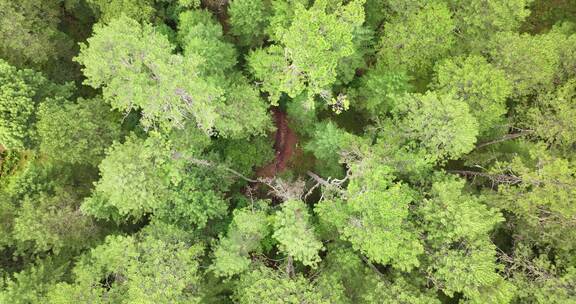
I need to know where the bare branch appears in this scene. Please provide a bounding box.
[307,171,333,188]
[173,152,258,183]
[286,255,295,279]
[476,130,533,149]
[448,170,522,185]
[360,255,386,279]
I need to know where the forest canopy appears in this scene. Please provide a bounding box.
[0,0,575,303]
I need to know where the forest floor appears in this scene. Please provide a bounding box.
[256,108,299,178]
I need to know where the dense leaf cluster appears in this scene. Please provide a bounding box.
[0,0,575,303]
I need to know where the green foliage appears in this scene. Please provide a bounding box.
[273,200,323,267]
[13,190,99,254]
[1,1,576,302]
[314,245,365,303]
[489,31,562,97]
[83,130,232,228]
[0,0,65,68]
[46,228,204,303]
[450,0,533,51]
[37,98,121,165]
[86,0,156,22]
[420,177,503,247]
[214,73,274,139]
[280,0,365,98]
[433,55,512,137]
[177,10,237,74]
[248,45,306,103]
[361,275,441,304]
[77,14,270,137]
[211,205,270,277]
[82,135,171,221]
[510,245,576,304]
[153,163,229,230]
[229,0,271,46]
[76,15,223,133]
[249,0,366,107]
[214,136,275,176]
[493,146,576,255]
[419,176,514,303]
[379,1,455,75]
[0,258,67,304]
[317,163,423,271]
[524,79,576,149]
[234,265,331,304]
[0,60,68,150]
[352,63,412,117]
[304,121,357,177]
[392,92,479,161]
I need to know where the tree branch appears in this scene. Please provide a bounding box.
[448,170,522,185]
[476,131,533,149]
[360,255,386,279]
[286,255,295,279]
[306,171,333,188]
[173,152,258,183]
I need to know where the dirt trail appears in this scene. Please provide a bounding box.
[256,108,298,178]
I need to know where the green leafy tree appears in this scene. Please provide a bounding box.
[361,274,442,304]
[36,98,121,165]
[378,1,455,76]
[213,136,275,176]
[213,73,274,139]
[0,60,70,150]
[152,161,230,231]
[248,45,306,103]
[279,0,365,97]
[13,190,99,255]
[392,92,479,161]
[557,28,576,82]
[84,130,231,227]
[351,63,412,117]
[176,4,273,127]
[304,121,359,177]
[317,162,423,271]
[77,14,270,137]
[177,10,237,75]
[46,226,204,303]
[249,0,366,107]
[450,0,533,51]
[228,0,272,46]
[489,31,562,97]
[85,0,176,22]
[0,0,64,68]
[0,258,67,304]
[76,15,224,133]
[234,265,331,304]
[82,134,172,221]
[432,55,512,136]
[524,79,576,150]
[419,176,515,303]
[211,205,270,277]
[492,145,576,256]
[273,200,323,267]
[508,244,576,304]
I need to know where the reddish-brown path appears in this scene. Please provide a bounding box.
[256,108,299,178]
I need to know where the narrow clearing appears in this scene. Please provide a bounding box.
[256,108,298,178]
